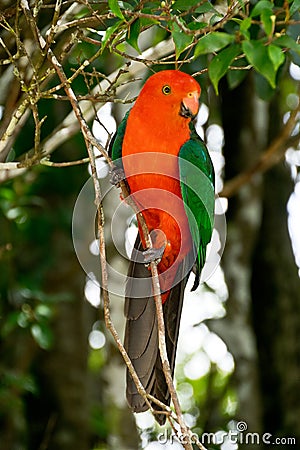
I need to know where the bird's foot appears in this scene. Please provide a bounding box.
[110,165,125,187]
[143,244,166,266]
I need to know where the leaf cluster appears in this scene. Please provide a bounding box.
[104,0,300,93]
[0,0,299,174]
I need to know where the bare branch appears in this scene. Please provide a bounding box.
[0,37,174,181]
[40,156,91,167]
[0,99,30,161]
[222,100,300,198]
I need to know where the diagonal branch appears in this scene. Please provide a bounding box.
[0,99,30,161]
[221,100,300,198]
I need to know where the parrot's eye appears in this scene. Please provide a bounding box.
[162,85,171,95]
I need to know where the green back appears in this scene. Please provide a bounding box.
[178,122,215,281]
[109,110,130,166]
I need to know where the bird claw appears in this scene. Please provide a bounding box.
[110,165,125,187]
[143,245,166,266]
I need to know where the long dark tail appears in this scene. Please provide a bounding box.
[124,234,191,424]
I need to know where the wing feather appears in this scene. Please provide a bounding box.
[109,110,130,164]
[178,122,215,285]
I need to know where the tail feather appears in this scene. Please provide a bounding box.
[124,235,158,412]
[124,234,192,424]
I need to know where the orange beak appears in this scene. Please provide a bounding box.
[181,91,200,118]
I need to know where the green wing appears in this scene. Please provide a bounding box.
[109,110,130,166]
[178,122,215,289]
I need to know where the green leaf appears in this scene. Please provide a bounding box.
[254,72,275,100]
[120,1,135,10]
[195,32,235,57]
[0,188,15,201]
[250,0,273,17]
[173,0,218,13]
[31,323,53,350]
[108,0,125,19]
[209,12,224,25]
[188,22,207,31]
[171,21,193,58]
[140,16,160,27]
[274,35,300,54]
[172,0,205,10]
[227,57,249,89]
[126,19,141,53]
[261,9,275,36]
[195,2,218,13]
[1,311,20,337]
[17,311,30,328]
[35,304,53,320]
[268,44,285,72]
[227,68,248,89]
[290,0,300,16]
[239,16,252,38]
[209,44,241,94]
[242,40,276,87]
[101,21,123,50]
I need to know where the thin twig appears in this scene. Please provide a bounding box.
[0,99,30,159]
[40,157,91,167]
[0,38,175,181]
[0,162,21,169]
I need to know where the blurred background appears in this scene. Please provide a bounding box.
[0,1,300,449]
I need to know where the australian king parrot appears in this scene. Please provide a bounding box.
[110,70,215,424]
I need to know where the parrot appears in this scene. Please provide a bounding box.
[109,70,215,424]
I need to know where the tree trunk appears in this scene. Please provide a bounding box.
[251,96,300,444]
[24,230,94,450]
[215,76,265,438]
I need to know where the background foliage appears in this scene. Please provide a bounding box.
[0,0,300,449]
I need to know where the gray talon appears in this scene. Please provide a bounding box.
[110,166,125,186]
[143,245,165,266]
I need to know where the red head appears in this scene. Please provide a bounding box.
[134,70,201,121]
